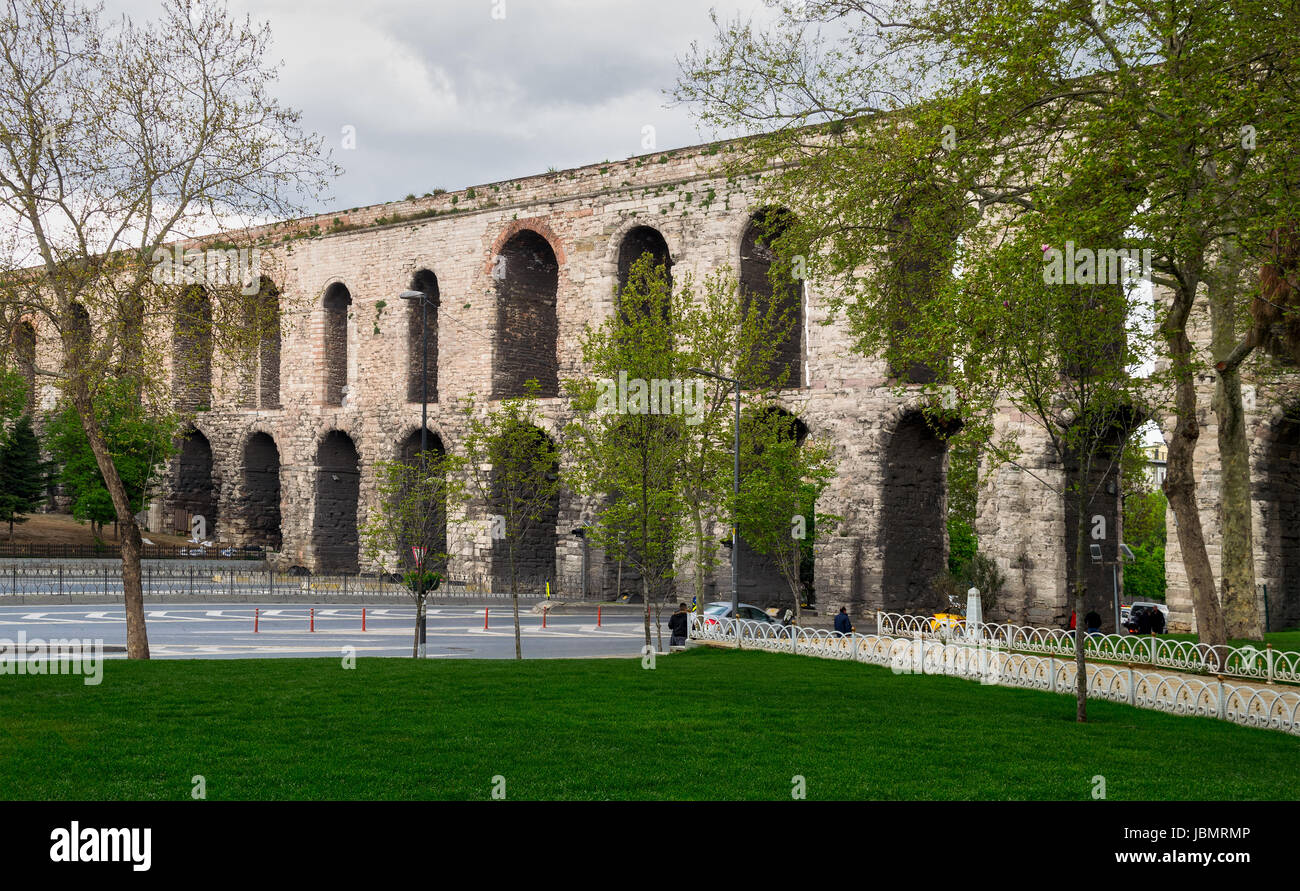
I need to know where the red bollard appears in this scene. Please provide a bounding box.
[597,606,602,628]
[542,608,547,629]
[484,607,489,630]
[362,608,367,632]
[254,608,259,633]
[310,608,315,632]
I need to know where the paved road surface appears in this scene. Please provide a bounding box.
[0,604,660,660]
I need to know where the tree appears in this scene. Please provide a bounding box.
[734,407,838,622]
[45,376,178,540]
[0,414,45,536]
[359,448,465,658]
[458,382,562,660]
[676,0,1300,652]
[566,256,690,651]
[0,0,336,657]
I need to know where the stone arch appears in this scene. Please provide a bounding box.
[241,431,282,550]
[11,320,35,415]
[396,427,447,571]
[175,428,217,540]
[173,285,212,412]
[733,405,813,607]
[1259,414,1300,630]
[313,430,360,572]
[740,208,804,389]
[322,282,352,406]
[616,225,673,306]
[407,269,440,404]
[489,423,559,590]
[884,188,960,384]
[880,411,952,613]
[492,229,559,399]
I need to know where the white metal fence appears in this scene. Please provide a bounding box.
[876,611,1300,686]
[689,616,1300,737]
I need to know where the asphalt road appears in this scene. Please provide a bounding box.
[0,603,661,660]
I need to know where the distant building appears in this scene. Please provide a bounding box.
[1143,443,1167,487]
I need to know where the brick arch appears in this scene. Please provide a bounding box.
[485,217,566,273]
[488,422,560,592]
[603,218,681,278]
[395,427,448,571]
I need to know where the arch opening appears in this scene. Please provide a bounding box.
[173,286,213,411]
[492,231,559,399]
[242,432,282,550]
[1261,416,1300,630]
[616,226,672,326]
[880,412,951,613]
[313,431,360,573]
[488,423,559,590]
[740,209,803,389]
[407,269,440,404]
[174,428,217,540]
[323,283,352,406]
[12,321,35,415]
[396,428,447,571]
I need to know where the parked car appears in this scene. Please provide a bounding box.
[699,601,782,629]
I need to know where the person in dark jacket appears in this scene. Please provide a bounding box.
[1148,606,1166,634]
[834,607,853,634]
[1135,606,1153,635]
[1084,611,1102,634]
[667,603,689,647]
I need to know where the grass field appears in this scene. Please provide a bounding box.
[1,648,1297,800]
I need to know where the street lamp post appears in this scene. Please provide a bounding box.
[400,288,432,655]
[688,367,742,630]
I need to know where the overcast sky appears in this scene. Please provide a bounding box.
[103,0,773,215]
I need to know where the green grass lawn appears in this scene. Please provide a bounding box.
[1,648,1296,800]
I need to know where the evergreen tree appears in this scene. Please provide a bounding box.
[0,415,46,537]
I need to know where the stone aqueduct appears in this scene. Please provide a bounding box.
[9,139,1299,632]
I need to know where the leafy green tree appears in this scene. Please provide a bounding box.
[458,382,562,660]
[566,256,688,651]
[0,0,336,657]
[734,407,839,622]
[0,414,46,536]
[359,448,465,658]
[677,0,1300,652]
[46,378,177,541]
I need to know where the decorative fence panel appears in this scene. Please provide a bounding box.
[690,616,1300,737]
[876,611,1300,686]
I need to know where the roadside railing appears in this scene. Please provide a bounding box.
[0,542,266,560]
[876,611,1300,686]
[0,562,557,600]
[689,615,1300,737]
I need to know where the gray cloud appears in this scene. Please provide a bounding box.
[104,0,771,214]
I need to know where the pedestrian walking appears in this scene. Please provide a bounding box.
[667,602,689,648]
[834,606,853,634]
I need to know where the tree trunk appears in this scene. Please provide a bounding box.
[1072,455,1090,723]
[643,573,652,651]
[509,551,521,660]
[73,390,149,659]
[1214,364,1262,640]
[1208,248,1263,641]
[1162,315,1228,657]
